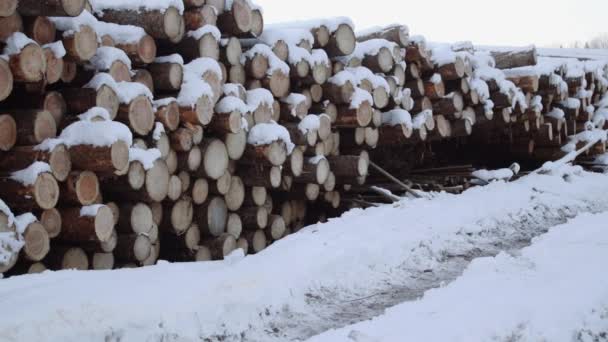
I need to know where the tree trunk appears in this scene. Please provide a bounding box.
[98,7,185,43]
[17,0,85,16]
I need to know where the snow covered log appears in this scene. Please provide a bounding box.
[0,171,59,211]
[357,25,409,48]
[490,46,538,70]
[0,144,71,182]
[94,6,185,43]
[216,0,253,37]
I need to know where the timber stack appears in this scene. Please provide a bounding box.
[1,0,607,275]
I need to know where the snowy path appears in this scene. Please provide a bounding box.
[1,167,608,341]
[306,212,608,342]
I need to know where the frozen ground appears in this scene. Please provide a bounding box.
[307,211,608,342]
[1,167,608,341]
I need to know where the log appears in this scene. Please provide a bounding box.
[116,35,157,65]
[295,157,330,185]
[149,62,183,92]
[0,172,58,210]
[0,0,17,17]
[335,101,373,127]
[133,69,154,93]
[327,155,368,178]
[437,57,465,81]
[362,47,394,73]
[239,205,267,229]
[226,213,242,239]
[9,108,56,146]
[432,92,464,118]
[91,253,114,270]
[262,69,290,98]
[357,25,409,47]
[161,223,200,251]
[116,95,155,136]
[104,160,170,202]
[161,197,193,234]
[192,138,229,180]
[115,234,152,263]
[23,16,55,45]
[325,23,356,57]
[61,85,119,119]
[177,145,202,172]
[57,205,115,243]
[204,233,237,259]
[0,59,13,102]
[68,141,130,174]
[166,33,219,62]
[39,208,62,238]
[62,25,98,63]
[154,100,180,131]
[322,81,354,104]
[490,46,537,70]
[98,6,185,43]
[7,43,46,83]
[0,114,16,151]
[44,247,88,270]
[225,176,245,211]
[21,220,50,262]
[242,229,266,253]
[194,196,228,237]
[242,141,288,167]
[266,215,286,241]
[178,93,214,126]
[17,0,86,17]
[59,171,99,206]
[115,202,154,235]
[237,164,281,188]
[216,0,252,37]
[184,5,217,31]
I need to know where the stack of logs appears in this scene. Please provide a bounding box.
[0,0,607,275]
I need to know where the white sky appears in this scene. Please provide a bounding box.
[256,0,607,47]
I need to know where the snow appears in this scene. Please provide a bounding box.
[298,115,321,134]
[328,70,356,86]
[0,200,20,269]
[346,39,397,62]
[80,205,105,218]
[129,147,162,170]
[51,11,147,44]
[258,28,314,47]
[86,46,132,71]
[14,213,37,235]
[246,88,274,109]
[247,122,295,153]
[36,120,133,151]
[215,96,250,114]
[2,168,608,339]
[381,109,412,128]
[177,79,213,108]
[152,122,165,141]
[187,25,221,42]
[308,155,326,165]
[356,24,409,39]
[280,93,307,116]
[77,107,112,121]
[154,54,184,65]
[224,83,246,99]
[267,17,354,33]
[152,97,175,110]
[561,97,581,109]
[116,81,153,104]
[308,211,608,342]
[430,45,457,67]
[89,0,184,15]
[345,67,390,92]
[84,72,118,92]
[412,110,432,129]
[183,57,223,80]
[241,44,290,75]
[472,168,515,182]
[10,162,51,186]
[350,87,373,109]
[0,200,15,227]
[547,108,565,120]
[42,41,66,59]
[561,129,607,153]
[310,49,331,67]
[287,44,312,64]
[2,32,36,57]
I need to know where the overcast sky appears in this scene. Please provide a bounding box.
[256,0,607,47]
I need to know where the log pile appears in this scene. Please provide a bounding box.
[1,0,607,275]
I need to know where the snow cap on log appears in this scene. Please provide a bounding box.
[267,17,354,33]
[89,0,185,15]
[154,53,184,65]
[382,109,413,128]
[298,115,321,134]
[351,87,374,109]
[86,46,132,71]
[187,25,221,41]
[129,147,162,170]
[10,162,52,186]
[51,11,147,44]
[345,66,390,92]
[85,73,153,104]
[258,27,314,47]
[42,41,67,59]
[241,44,289,76]
[1,32,37,58]
[35,117,133,152]
[248,122,295,153]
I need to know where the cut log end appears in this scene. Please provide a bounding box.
[203,139,229,180]
[95,206,115,242]
[111,140,130,172]
[0,60,13,102]
[75,171,99,206]
[23,222,50,262]
[35,173,60,210]
[0,114,17,151]
[41,208,62,238]
[145,160,170,202]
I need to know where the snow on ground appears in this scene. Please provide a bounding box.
[1,168,608,341]
[307,211,608,342]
